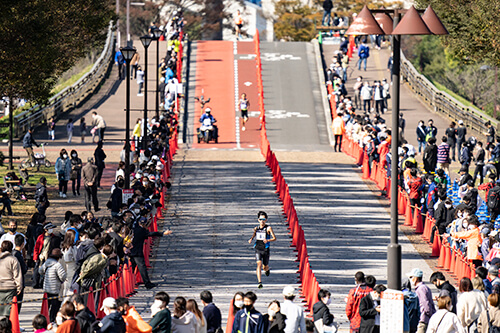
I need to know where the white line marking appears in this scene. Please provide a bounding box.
[234,41,241,149]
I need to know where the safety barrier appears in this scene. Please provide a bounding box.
[6,33,185,332]
[14,23,116,138]
[253,31,320,315]
[340,134,478,283]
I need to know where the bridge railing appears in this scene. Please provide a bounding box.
[14,23,115,138]
[400,51,498,136]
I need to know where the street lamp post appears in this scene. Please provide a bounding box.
[140,35,153,150]
[346,5,447,291]
[120,45,136,189]
[153,28,163,119]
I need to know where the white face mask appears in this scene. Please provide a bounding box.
[56,316,64,326]
[47,229,53,234]
[72,154,77,158]
[234,300,244,309]
[77,224,83,229]
[323,297,331,305]
[151,300,164,316]
[445,204,452,209]
[457,212,463,218]
[268,309,276,318]
[63,154,68,159]
[462,222,468,229]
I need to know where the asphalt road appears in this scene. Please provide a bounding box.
[260,42,331,151]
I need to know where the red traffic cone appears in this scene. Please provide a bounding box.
[431,231,441,257]
[41,293,49,322]
[449,249,457,276]
[443,243,451,271]
[10,296,20,333]
[414,208,424,234]
[404,201,413,226]
[87,287,96,315]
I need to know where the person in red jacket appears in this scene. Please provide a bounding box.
[408,169,423,212]
[346,271,372,333]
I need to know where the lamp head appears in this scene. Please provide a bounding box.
[140,35,153,48]
[345,6,385,36]
[153,28,163,39]
[120,46,136,62]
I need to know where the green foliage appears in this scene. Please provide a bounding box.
[274,0,319,41]
[0,0,114,104]
[121,1,160,37]
[415,0,500,66]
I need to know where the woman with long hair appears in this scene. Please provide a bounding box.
[226,292,244,333]
[61,229,78,301]
[457,277,487,331]
[70,150,82,196]
[25,213,45,266]
[171,297,197,333]
[187,299,206,333]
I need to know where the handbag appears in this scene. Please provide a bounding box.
[70,169,78,180]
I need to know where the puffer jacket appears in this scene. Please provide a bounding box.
[39,258,66,295]
[55,157,72,181]
[0,252,22,293]
[79,252,107,281]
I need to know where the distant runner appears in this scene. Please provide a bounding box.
[248,211,276,289]
[239,93,250,131]
[234,10,243,40]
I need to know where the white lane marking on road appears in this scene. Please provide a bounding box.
[248,110,311,119]
[239,54,256,60]
[234,41,241,149]
[244,81,253,86]
[261,53,301,61]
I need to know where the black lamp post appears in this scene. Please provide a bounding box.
[346,5,447,291]
[140,35,153,150]
[153,28,163,119]
[120,45,136,189]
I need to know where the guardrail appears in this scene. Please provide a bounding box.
[400,52,498,137]
[14,23,115,138]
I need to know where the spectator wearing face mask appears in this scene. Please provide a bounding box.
[426,296,464,333]
[116,297,152,333]
[263,300,286,333]
[39,248,66,323]
[100,297,126,333]
[449,215,484,268]
[0,220,25,246]
[33,223,60,289]
[231,292,264,333]
[359,284,386,333]
[56,302,81,333]
[150,292,171,333]
[312,289,334,332]
[55,149,72,198]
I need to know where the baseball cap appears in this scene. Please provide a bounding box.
[100,297,117,310]
[406,268,423,278]
[43,222,55,230]
[489,265,499,276]
[458,120,464,125]
[282,286,296,297]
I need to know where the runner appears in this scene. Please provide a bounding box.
[248,211,276,289]
[239,93,250,131]
[234,10,243,40]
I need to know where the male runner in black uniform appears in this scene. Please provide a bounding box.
[248,211,276,289]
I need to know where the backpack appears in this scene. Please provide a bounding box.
[487,186,500,211]
[486,309,500,333]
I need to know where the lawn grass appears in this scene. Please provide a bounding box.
[51,64,93,95]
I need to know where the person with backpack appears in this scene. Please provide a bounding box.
[357,40,370,71]
[477,293,500,332]
[72,294,97,333]
[487,181,500,227]
[35,177,50,216]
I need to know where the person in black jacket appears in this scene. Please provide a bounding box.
[456,120,467,152]
[423,136,438,174]
[263,300,286,333]
[94,141,106,188]
[445,122,457,161]
[459,141,471,172]
[13,234,27,313]
[110,178,124,217]
[35,177,50,216]
[72,294,96,333]
[321,0,333,26]
[130,216,172,289]
[359,284,386,333]
[429,271,457,314]
[431,198,454,244]
[312,289,334,333]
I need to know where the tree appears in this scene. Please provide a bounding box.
[274,0,320,41]
[120,1,161,37]
[0,0,114,104]
[415,0,500,66]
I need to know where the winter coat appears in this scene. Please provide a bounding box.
[263,313,286,333]
[359,294,379,333]
[39,258,66,295]
[172,311,198,333]
[56,318,81,333]
[478,306,500,333]
[79,252,107,281]
[150,308,171,333]
[123,306,152,333]
[75,307,96,333]
[346,284,372,331]
[423,143,438,172]
[312,301,333,333]
[55,157,72,181]
[332,117,345,136]
[457,290,487,327]
[232,308,265,333]
[101,311,126,333]
[0,251,22,293]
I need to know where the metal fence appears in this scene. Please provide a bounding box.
[400,52,498,137]
[14,23,115,138]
